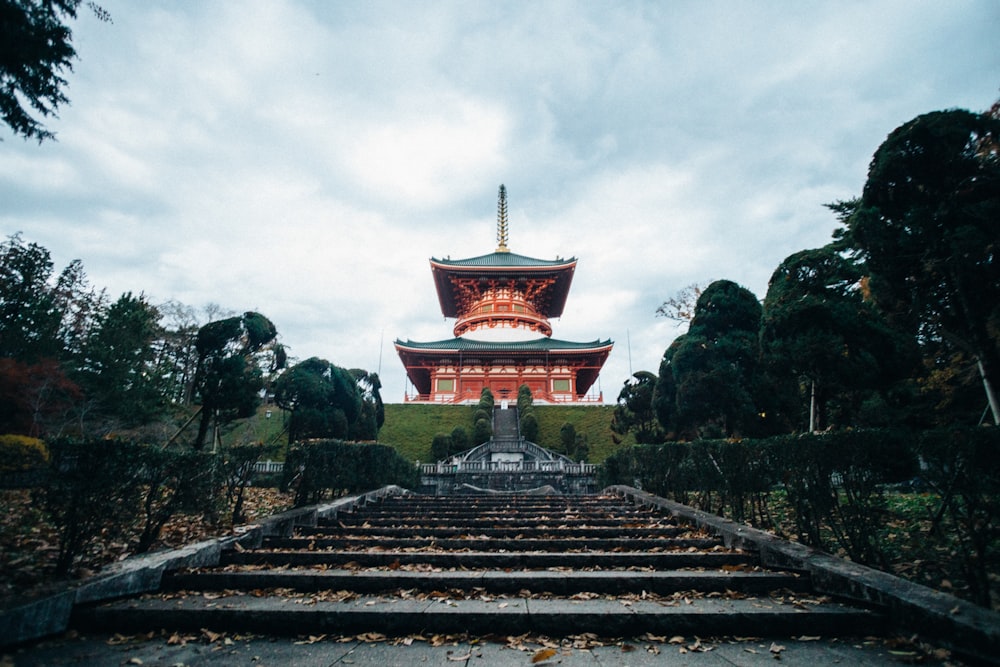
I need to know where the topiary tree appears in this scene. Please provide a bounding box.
[449,425,468,455]
[559,422,576,456]
[431,432,452,460]
[840,106,1000,425]
[517,384,539,441]
[760,245,916,432]
[516,384,533,412]
[653,280,763,439]
[473,417,491,445]
[520,410,538,442]
[191,312,285,450]
[273,357,362,443]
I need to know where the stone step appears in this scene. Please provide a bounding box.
[163,568,809,596]
[260,536,725,552]
[328,516,663,528]
[74,594,884,639]
[220,549,757,570]
[298,525,692,539]
[369,498,638,508]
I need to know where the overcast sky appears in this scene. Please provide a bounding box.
[1,1,997,403]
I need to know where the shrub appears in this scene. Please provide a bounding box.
[917,427,1000,607]
[220,442,279,525]
[0,434,49,472]
[520,411,538,442]
[449,426,469,455]
[134,447,220,553]
[34,439,224,571]
[35,439,147,575]
[473,417,491,445]
[600,429,919,564]
[431,433,451,461]
[283,440,418,506]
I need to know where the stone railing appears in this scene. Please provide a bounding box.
[420,460,596,475]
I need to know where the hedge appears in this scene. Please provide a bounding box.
[600,427,999,605]
[282,439,419,506]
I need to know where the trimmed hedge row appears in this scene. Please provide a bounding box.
[599,427,1000,606]
[35,440,220,575]
[282,439,419,506]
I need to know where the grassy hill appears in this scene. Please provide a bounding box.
[378,403,635,463]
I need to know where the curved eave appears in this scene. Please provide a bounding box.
[394,337,613,398]
[394,337,613,354]
[431,251,577,269]
[429,255,577,319]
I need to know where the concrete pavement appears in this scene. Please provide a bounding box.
[8,631,955,666]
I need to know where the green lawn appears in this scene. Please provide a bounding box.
[377,403,634,463]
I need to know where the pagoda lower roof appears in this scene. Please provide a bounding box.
[394,337,612,353]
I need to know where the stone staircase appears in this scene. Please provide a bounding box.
[72,493,885,639]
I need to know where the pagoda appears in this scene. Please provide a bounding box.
[395,185,613,403]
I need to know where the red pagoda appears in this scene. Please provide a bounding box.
[395,185,613,403]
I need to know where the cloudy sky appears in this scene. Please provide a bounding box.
[2,1,997,403]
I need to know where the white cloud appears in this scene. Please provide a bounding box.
[1,0,997,404]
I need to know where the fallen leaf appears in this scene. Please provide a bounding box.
[532,648,557,663]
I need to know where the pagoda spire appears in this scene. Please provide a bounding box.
[496,184,510,253]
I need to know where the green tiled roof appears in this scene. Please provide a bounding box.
[394,337,613,352]
[431,251,575,268]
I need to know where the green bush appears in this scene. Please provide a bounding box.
[220,442,279,525]
[520,411,538,442]
[283,440,418,506]
[600,429,920,565]
[0,434,49,472]
[35,439,145,574]
[431,433,451,461]
[917,427,1000,607]
[34,440,223,573]
[134,446,220,553]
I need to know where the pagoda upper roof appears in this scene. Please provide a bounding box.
[430,251,576,269]
[394,337,612,353]
[430,252,577,320]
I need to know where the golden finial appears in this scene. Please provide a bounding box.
[496,184,510,253]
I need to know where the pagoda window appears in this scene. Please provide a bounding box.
[437,378,455,392]
[553,379,571,393]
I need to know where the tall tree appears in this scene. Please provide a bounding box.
[760,246,917,431]
[611,371,664,444]
[0,0,109,142]
[191,312,284,449]
[0,233,62,360]
[841,107,1000,424]
[349,368,384,440]
[653,280,763,439]
[77,292,163,427]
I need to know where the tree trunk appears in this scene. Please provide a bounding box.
[978,359,1000,425]
[194,408,212,450]
[809,381,817,433]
